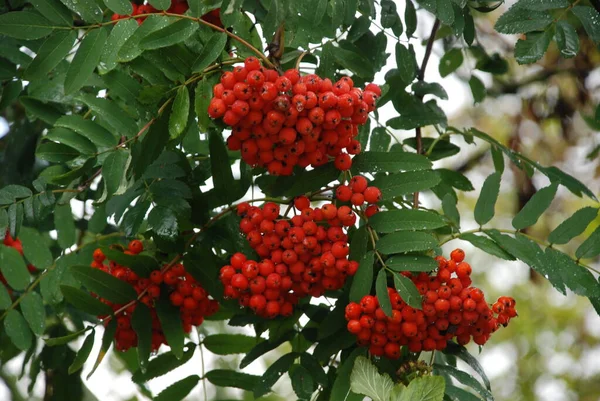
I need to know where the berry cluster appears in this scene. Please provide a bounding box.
[208,56,381,175]
[219,197,365,318]
[0,233,36,297]
[335,176,382,218]
[91,241,218,352]
[345,249,516,358]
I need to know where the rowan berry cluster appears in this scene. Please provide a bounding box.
[208,56,381,175]
[219,197,364,318]
[0,233,36,297]
[345,249,516,359]
[335,175,382,217]
[91,240,218,352]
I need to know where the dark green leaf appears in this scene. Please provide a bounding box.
[512,183,558,229]
[349,225,369,262]
[330,348,367,401]
[555,21,579,58]
[4,310,32,351]
[442,193,460,227]
[103,0,133,14]
[20,292,46,336]
[436,0,454,25]
[516,0,569,10]
[99,19,139,74]
[0,284,11,310]
[369,209,446,233]
[156,298,185,358]
[8,203,23,239]
[195,78,213,133]
[100,248,157,277]
[495,6,552,34]
[459,233,515,260]
[191,32,228,73]
[68,329,95,374]
[572,6,600,42]
[154,375,200,401]
[349,251,374,302]
[548,207,598,244]
[351,151,432,173]
[131,303,152,373]
[103,150,130,199]
[87,318,116,379]
[54,203,76,248]
[59,0,102,22]
[0,245,30,290]
[515,30,553,65]
[396,43,417,83]
[443,342,491,390]
[434,364,492,401]
[65,28,108,94]
[132,344,196,383]
[286,163,340,196]
[141,19,198,49]
[254,353,297,398]
[387,99,447,129]
[30,0,73,25]
[36,142,79,162]
[412,81,448,100]
[291,364,315,399]
[206,369,260,391]
[70,265,137,304]
[386,255,437,272]
[149,206,179,241]
[55,115,118,149]
[45,127,97,155]
[474,172,501,226]
[169,86,190,139]
[347,15,372,42]
[546,248,600,298]
[439,48,463,77]
[24,31,76,80]
[44,327,93,346]
[148,0,171,9]
[377,231,438,254]
[332,46,375,78]
[60,285,113,316]
[300,352,328,386]
[376,269,392,316]
[203,334,258,355]
[77,94,138,138]
[393,273,422,309]
[469,75,486,104]
[209,129,236,201]
[374,170,441,201]
[405,0,417,38]
[0,11,54,40]
[576,227,600,260]
[445,384,480,401]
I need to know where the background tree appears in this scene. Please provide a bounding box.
[0,0,599,401]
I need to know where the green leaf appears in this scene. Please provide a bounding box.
[4,310,33,351]
[45,127,97,155]
[572,6,600,42]
[436,0,454,25]
[494,6,552,34]
[156,298,185,358]
[515,0,569,10]
[195,77,213,133]
[395,43,417,84]
[70,265,137,304]
[205,369,260,391]
[87,318,116,379]
[515,30,553,65]
[300,352,328,386]
[65,28,108,94]
[405,0,417,38]
[36,142,79,163]
[459,233,515,261]
[240,332,294,368]
[376,269,392,316]
[100,248,157,277]
[512,183,558,229]
[8,203,23,239]
[254,353,297,398]
[374,170,441,201]
[332,46,375,78]
[576,227,600,260]
[387,99,447,130]
[469,75,486,104]
[30,0,73,26]
[60,285,113,316]
[443,342,491,390]
[154,375,200,401]
[330,347,367,401]
[141,19,199,50]
[0,185,33,204]
[103,150,130,199]
[44,326,93,346]
[393,272,422,309]
[24,31,76,80]
[442,193,460,227]
[77,93,138,138]
[474,172,501,226]
[377,231,438,255]
[191,32,228,73]
[20,292,46,336]
[99,19,139,74]
[132,344,196,383]
[203,334,258,355]
[444,384,480,401]
[350,356,394,401]
[439,48,463,78]
[386,255,437,272]
[148,206,179,241]
[0,284,11,310]
[369,209,446,233]
[148,0,171,9]
[55,115,118,149]
[68,329,95,374]
[434,364,492,401]
[351,151,432,173]
[20,97,62,125]
[54,203,76,249]
[548,206,598,244]
[412,81,448,100]
[555,21,579,58]
[286,163,340,196]
[0,11,54,40]
[545,248,600,298]
[169,86,190,139]
[103,0,133,14]
[131,303,152,373]
[59,0,102,22]
[350,251,374,302]
[0,245,30,290]
[290,364,314,399]
[394,375,445,401]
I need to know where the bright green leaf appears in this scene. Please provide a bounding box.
[350,356,394,401]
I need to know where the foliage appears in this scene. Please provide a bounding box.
[0,0,599,400]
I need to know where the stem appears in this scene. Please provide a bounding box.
[413,19,441,209]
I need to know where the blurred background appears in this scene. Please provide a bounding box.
[1,1,599,400]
